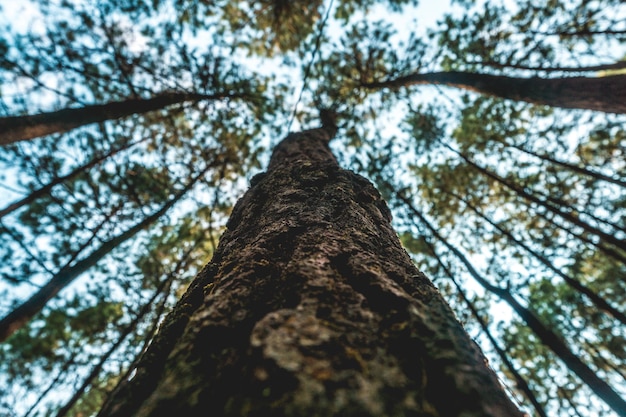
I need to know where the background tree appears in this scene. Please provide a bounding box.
[0,0,624,416]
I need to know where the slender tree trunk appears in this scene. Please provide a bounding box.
[423,235,548,417]
[508,143,626,189]
[56,242,202,417]
[97,121,522,417]
[478,60,626,74]
[453,147,626,253]
[24,356,77,417]
[0,136,147,219]
[451,192,626,325]
[363,72,626,114]
[533,207,626,266]
[0,165,210,342]
[400,194,626,415]
[0,92,233,145]
[55,270,177,417]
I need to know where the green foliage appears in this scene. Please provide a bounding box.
[436,0,626,73]
[2,295,122,378]
[502,262,626,414]
[64,375,119,417]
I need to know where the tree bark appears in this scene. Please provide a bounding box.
[363,72,626,114]
[0,92,233,146]
[97,122,522,417]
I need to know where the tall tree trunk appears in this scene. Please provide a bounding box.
[0,136,147,219]
[451,192,626,325]
[0,164,210,342]
[478,60,626,74]
[363,72,626,114]
[0,92,234,145]
[507,143,626,189]
[401,194,626,415]
[96,120,522,417]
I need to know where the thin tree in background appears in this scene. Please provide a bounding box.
[0,162,214,342]
[362,72,626,114]
[397,190,626,415]
[0,136,147,219]
[0,92,245,145]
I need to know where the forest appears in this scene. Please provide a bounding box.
[0,0,624,416]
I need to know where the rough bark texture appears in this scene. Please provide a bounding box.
[364,72,626,114]
[97,125,522,417]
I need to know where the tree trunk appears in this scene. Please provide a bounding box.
[533,207,626,266]
[97,121,522,417]
[508,143,626,189]
[0,92,232,145]
[401,194,626,415]
[451,146,626,253]
[0,164,210,342]
[477,60,626,74]
[55,268,177,417]
[363,72,626,114]
[453,192,626,325]
[0,137,146,220]
[425,237,548,417]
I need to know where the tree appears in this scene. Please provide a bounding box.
[0,160,214,342]
[394,188,625,413]
[362,72,626,114]
[0,135,147,219]
[0,91,246,145]
[96,117,523,417]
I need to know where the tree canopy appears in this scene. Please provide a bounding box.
[0,0,624,416]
